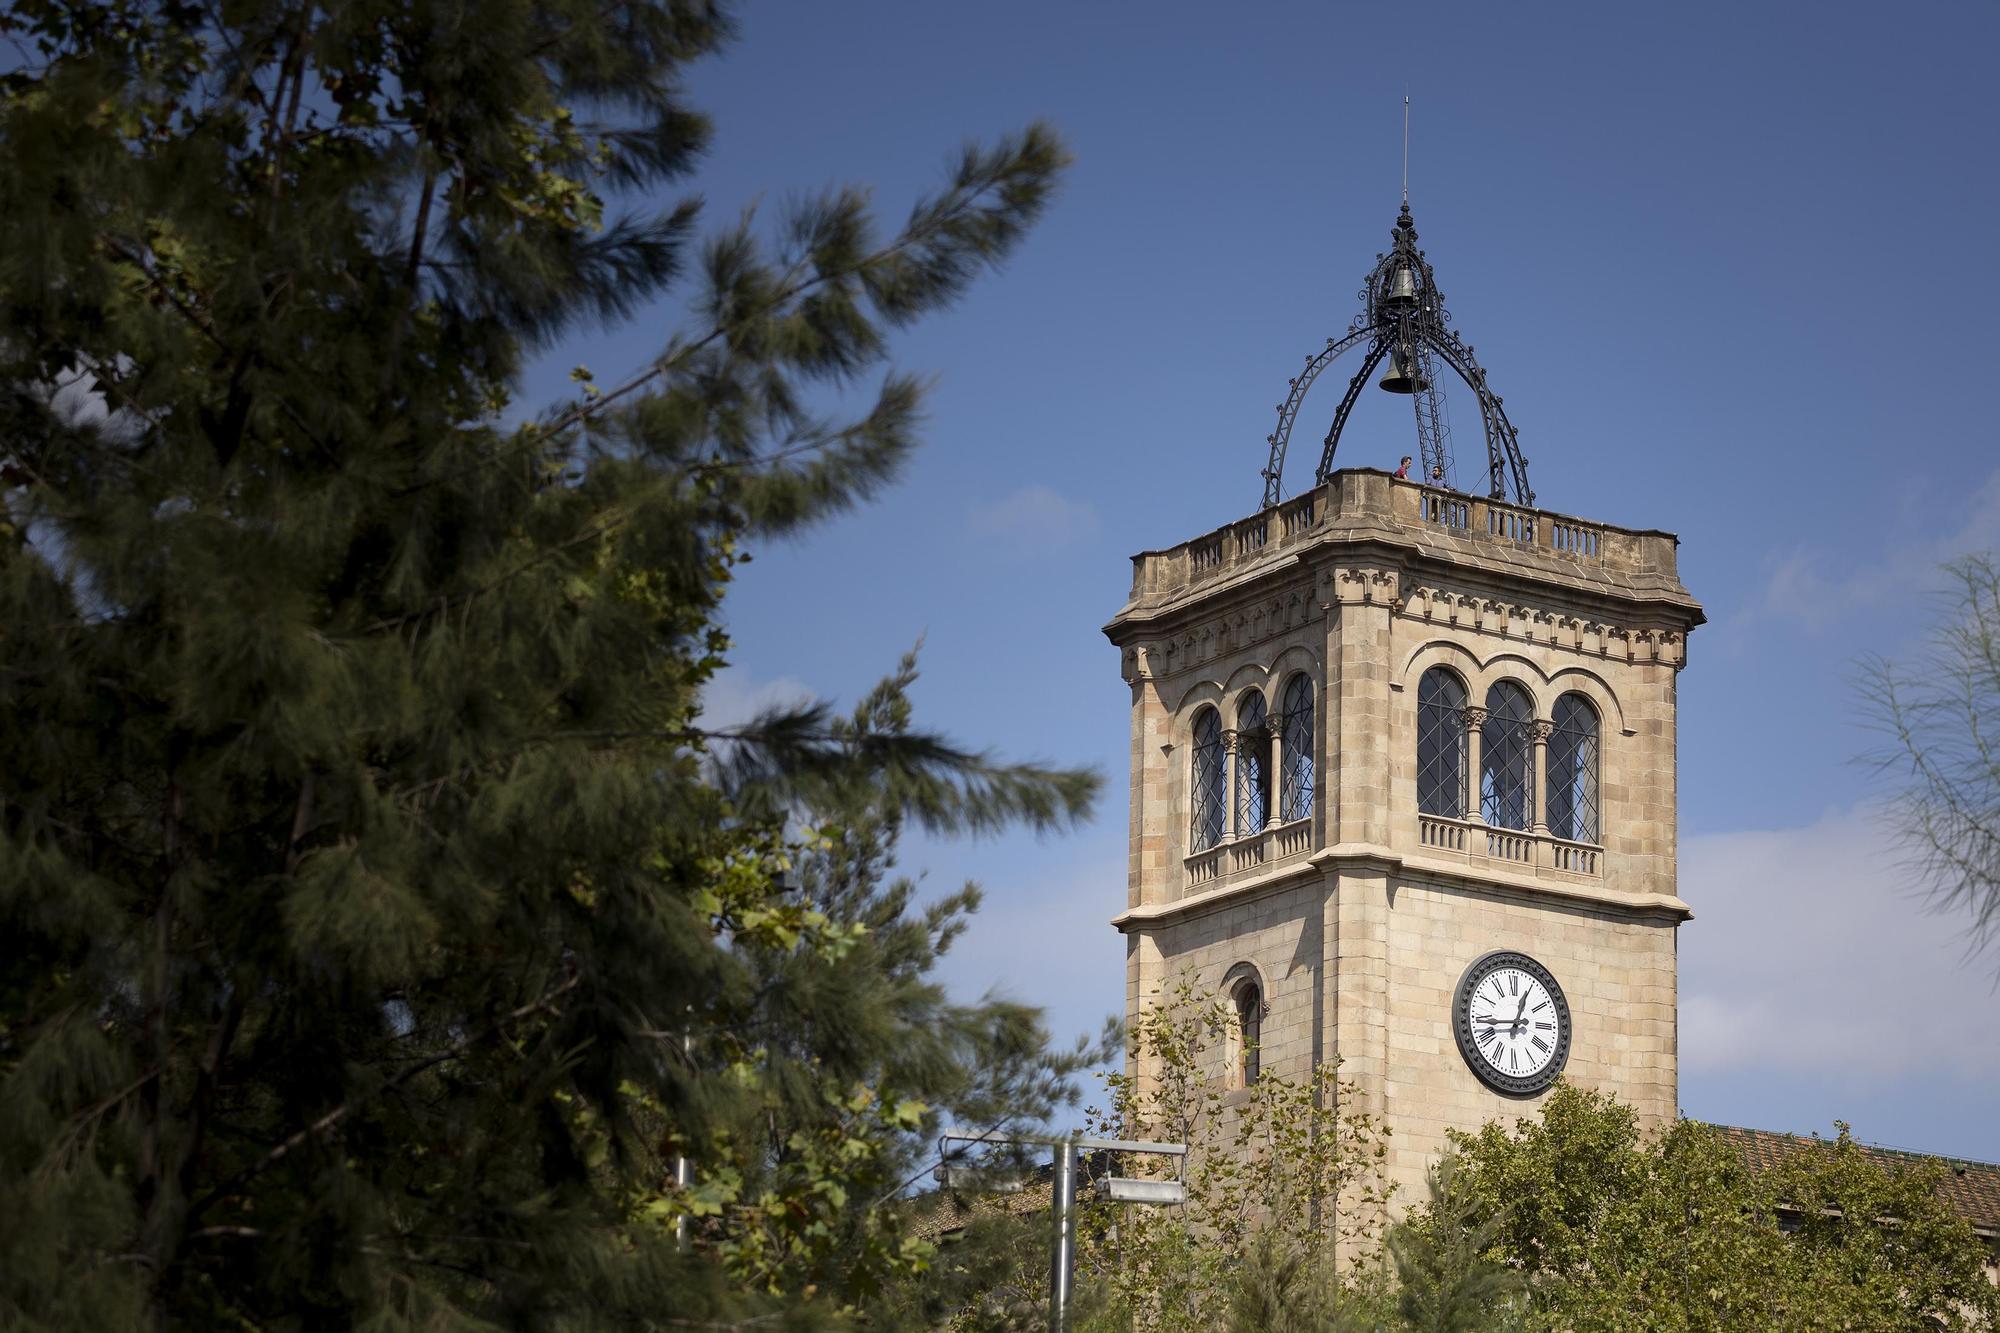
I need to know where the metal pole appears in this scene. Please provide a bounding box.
[1047,1136,1076,1333]
[674,1028,691,1249]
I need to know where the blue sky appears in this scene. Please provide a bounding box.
[531,0,2000,1158]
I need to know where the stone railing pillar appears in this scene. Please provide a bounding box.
[1461,706,1488,824]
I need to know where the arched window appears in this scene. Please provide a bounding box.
[1190,707,1225,852]
[1481,681,1535,830]
[1234,691,1271,835]
[1547,693,1601,844]
[1233,979,1262,1087]
[1279,673,1315,822]
[1417,667,1468,816]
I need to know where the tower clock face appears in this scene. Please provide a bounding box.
[1452,951,1571,1097]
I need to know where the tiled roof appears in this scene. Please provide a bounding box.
[905,1149,1121,1242]
[906,1175,1052,1243]
[1707,1123,2000,1233]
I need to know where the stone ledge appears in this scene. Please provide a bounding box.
[1110,841,1691,932]
[1377,843,1692,922]
[1110,857,1324,932]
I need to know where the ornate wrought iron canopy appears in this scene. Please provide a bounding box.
[1257,204,1534,510]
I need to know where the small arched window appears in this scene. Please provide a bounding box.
[1233,979,1262,1087]
[1190,707,1226,852]
[1481,681,1535,830]
[1417,668,1468,817]
[1548,693,1601,844]
[1279,673,1315,823]
[1234,691,1271,835]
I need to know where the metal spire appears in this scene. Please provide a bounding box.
[1255,200,1535,511]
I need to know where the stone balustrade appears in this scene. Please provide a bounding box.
[1125,468,1682,607]
[1181,816,1314,891]
[1417,813,1603,879]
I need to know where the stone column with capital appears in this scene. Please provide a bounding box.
[1266,715,1285,826]
[1460,705,1488,822]
[1530,718,1554,836]
[1222,729,1240,841]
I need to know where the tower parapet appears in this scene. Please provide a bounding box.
[1123,470,1691,613]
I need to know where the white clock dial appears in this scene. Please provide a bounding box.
[1453,951,1571,1096]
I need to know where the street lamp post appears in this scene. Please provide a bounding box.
[938,1128,1188,1333]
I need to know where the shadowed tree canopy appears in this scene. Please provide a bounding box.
[0,0,1099,1325]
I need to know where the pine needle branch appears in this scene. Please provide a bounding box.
[183,973,581,1227]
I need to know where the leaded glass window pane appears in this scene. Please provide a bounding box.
[1190,708,1225,852]
[1548,693,1601,843]
[1481,681,1535,831]
[1280,674,1315,822]
[1417,668,1468,816]
[1234,692,1270,835]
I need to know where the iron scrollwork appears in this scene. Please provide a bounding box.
[1257,205,1535,512]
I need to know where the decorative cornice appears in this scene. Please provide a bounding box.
[1402,582,1689,669]
[1144,579,1319,675]
[1332,564,1402,606]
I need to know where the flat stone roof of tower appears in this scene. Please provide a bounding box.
[1108,468,1703,637]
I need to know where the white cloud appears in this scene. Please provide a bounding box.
[967,484,1100,553]
[695,665,817,731]
[1679,804,2000,1083]
[1736,468,2000,633]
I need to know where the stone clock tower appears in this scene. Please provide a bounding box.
[1102,205,1703,1216]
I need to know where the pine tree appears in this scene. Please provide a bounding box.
[0,0,1091,1325]
[1385,1158,1522,1333]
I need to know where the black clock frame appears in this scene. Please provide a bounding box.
[1452,950,1572,1097]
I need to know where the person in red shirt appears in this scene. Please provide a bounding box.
[1394,455,1413,480]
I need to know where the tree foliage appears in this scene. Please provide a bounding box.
[1429,1083,1999,1332]
[0,0,1096,1325]
[885,1022,1996,1333]
[1862,552,2000,962]
[1387,1159,1523,1333]
[1072,976,1392,1333]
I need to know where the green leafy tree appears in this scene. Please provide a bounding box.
[648,660,1114,1302]
[1862,553,2000,963]
[1219,1228,1390,1333]
[1433,1084,1999,1332]
[1761,1123,2000,1332]
[1073,976,1392,1332]
[0,0,1094,1325]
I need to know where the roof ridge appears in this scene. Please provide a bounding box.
[1700,1121,2000,1173]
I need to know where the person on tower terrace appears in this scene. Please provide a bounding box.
[1429,463,1450,489]
[1395,454,1413,480]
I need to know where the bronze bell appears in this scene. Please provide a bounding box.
[1378,346,1429,394]
[1384,264,1418,307]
